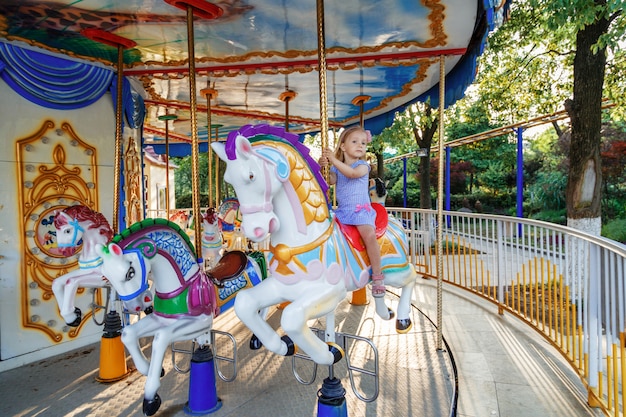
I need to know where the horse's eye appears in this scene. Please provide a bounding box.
[249,171,255,181]
[125,266,136,281]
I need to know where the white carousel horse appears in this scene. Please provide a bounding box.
[96,219,266,416]
[51,205,152,326]
[212,124,419,367]
[200,207,224,266]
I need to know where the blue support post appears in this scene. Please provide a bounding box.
[317,377,348,417]
[445,146,451,227]
[184,345,222,415]
[403,157,407,208]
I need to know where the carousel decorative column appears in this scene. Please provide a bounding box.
[81,28,136,384]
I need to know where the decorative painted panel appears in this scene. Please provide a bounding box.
[16,120,101,342]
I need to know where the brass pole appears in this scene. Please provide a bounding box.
[213,124,221,208]
[316,0,329,185]
[158,114,178,218]
[279,90,297,132]
[112,44,124,233]
[185,5,202,257]
[165,0,222,257]
[200,88,217,207]
[81,29,136,233]
[436,54,446,350]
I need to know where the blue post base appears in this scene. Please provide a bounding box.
[184,345,222,415]
[317,377,348,417]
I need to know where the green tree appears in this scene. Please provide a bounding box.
[478,0,626,234]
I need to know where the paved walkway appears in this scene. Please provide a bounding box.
[0,279,603,417]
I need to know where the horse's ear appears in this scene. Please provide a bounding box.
[97,242,123,257]
[235,134,253,160]
[110,243,123,256]
[211,141,227,162]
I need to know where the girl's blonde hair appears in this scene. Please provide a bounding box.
[334,125,367,162]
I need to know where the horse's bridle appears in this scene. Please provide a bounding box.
[237,161,274,215]
[116,248,150,302]
[57,217,84,247]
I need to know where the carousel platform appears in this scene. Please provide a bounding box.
[0,280,601,417]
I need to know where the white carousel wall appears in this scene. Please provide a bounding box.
[0,78,118,372]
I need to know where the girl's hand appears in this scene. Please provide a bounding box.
[322,148,334,164]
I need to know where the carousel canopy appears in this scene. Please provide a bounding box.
[0,0,510,143]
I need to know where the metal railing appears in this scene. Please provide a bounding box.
[387,207,626,417]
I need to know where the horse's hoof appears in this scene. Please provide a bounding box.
[249,334,263,350]
[143,393,161,416]
[396,318,413,334]
[387,308,395,321]
[66,307,82,327]
[281,335,297,356]
[160,368,165,378]
[144,306,153,315]
[327,342,344,364]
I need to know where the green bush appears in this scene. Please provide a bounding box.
[530,209,567,225]
[602,219,626,244]
[176,193,210,209]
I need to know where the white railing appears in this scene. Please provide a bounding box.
[387,207,626,417]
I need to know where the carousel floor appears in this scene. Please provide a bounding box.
[0,280,601,417]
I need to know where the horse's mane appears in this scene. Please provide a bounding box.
[55,205,113,242]
[113,218,197,258]
[225,124,330,224]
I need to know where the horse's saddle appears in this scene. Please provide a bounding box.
[336,203,388,252]
[206,250,248,287]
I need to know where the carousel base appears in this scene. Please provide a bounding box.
[0,281,600,417]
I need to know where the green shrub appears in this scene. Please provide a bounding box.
[530,209,567,225]
[602,219,626,244]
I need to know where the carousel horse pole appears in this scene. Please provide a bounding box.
[80,28,139,382]
[157,1,225,414]
[315,1,348,414]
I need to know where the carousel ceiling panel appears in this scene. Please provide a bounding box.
[0,0,509,141]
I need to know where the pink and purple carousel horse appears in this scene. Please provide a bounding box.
[51,205,152,326]
[212,124,419,367]
[96,218,266,416]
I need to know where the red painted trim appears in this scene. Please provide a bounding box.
[163,0,223,19]
[81,29,137,49]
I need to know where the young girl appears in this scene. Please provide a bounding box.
[319,126,385,298]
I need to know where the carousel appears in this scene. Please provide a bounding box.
[0,1,510,416]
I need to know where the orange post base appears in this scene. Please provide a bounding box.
[350,287,368,305]
[96,335,132,383]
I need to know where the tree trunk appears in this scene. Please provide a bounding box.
[564,5,608,234]
[419,154,432,209]
[376,150,385,180]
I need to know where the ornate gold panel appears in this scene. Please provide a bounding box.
[16,120,101,342]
